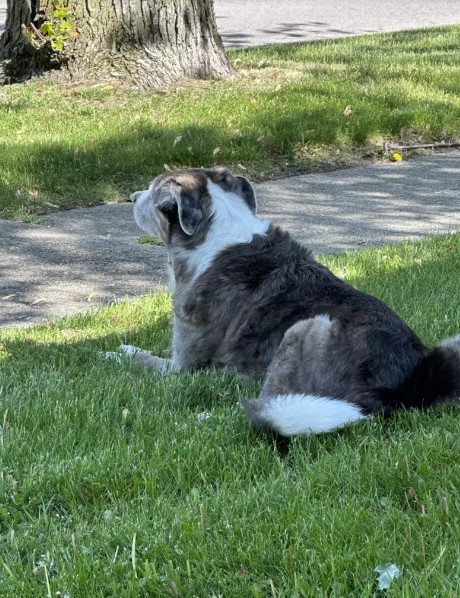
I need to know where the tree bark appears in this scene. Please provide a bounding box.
[0,0,235,89]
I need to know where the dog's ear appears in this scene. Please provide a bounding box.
[211,166,257,214]
[156,184,203,236]
[233,175,257,214]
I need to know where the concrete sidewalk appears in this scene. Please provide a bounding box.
[2,1,459,44]
[214,0,460,48]
[1,153,459,328]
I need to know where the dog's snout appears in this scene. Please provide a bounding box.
[128,191,144,203]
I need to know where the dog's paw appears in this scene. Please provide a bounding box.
[102,350,123,364]
[132,352,170,371]
[119,344,140,357]
[101,344,141,363]
[100,345,175,373]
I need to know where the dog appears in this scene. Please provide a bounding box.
[124,167,460,439]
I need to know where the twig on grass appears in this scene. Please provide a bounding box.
[384,140,460,155]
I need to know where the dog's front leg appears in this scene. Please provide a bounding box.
[118,317,198,372]
[107,318,214,373]
[132,349,179,373]
[104,344,180,373]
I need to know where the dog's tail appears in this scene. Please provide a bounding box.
[241,334,460,438]
[381,333,460,411]
[240,394,368,437]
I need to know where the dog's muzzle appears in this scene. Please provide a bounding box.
[128,191,144,203]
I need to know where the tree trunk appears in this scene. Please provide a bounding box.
[0,0,235,89]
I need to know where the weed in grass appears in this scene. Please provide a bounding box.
[137,236,164,246]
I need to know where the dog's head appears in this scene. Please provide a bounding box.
[131,167,258,248]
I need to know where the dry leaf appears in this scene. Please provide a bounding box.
[237,163,247,170]
[173,135,182,146]
[257,135,265,142]
[163,163,171,171]
[343,105,353,117]
[212,147,221,156]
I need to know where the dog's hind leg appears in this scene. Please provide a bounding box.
[241,316,367,437]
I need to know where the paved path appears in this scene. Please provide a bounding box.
[1,153,459,328]
[214,0,460,48]
[2,2,459,44]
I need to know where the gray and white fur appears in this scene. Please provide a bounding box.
[128,167,460,438]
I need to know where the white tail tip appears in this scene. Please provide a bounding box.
[244,394,366,437]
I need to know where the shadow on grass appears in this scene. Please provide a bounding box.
[2,27,460,217]
[0,122,219,214]
[1,87,459,220]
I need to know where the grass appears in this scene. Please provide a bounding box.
[1,25,460,219]
[1,233,459,596]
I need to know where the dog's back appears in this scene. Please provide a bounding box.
[188,226,424,383]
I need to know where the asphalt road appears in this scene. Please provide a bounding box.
[1,2,460,44]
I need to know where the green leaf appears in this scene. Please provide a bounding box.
[51,37,64,52]
[59,21,72,34]
[40,22,55,38]
[53,8,70,19]
[137,236,164,246]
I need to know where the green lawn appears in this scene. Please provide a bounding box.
[1,25,460,219]
[1,234,459,596]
